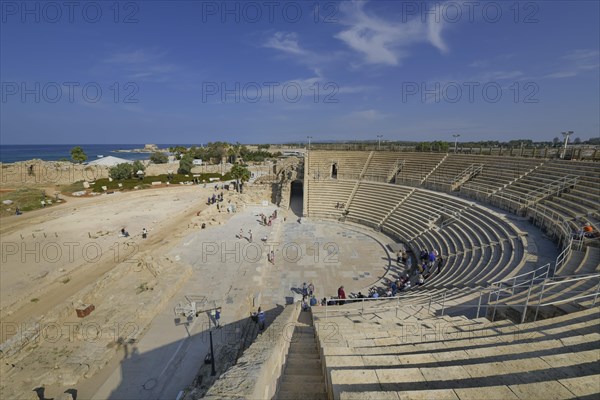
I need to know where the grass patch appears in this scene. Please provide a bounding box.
[92,172,234,193]
[61,277,71,284]
[0,188,54,217]
[30,298,39,303]
[61,180,85,193]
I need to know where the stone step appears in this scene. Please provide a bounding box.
[278,379,326,393]
[283,365,324,376]
[289,343,319,352]
[286,358,322,369]
[286,353,320,361]
[290,335,317,342]
[276,390,327,400]
[280,374,325,386]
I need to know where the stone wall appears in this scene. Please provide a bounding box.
[202,303,300,400]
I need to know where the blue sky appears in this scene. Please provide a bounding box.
[1,0,599,144]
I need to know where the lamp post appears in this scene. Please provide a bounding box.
[452,134,460,153]
[307,136,312,151]
[377,135,383,150]
[561,131,573,159]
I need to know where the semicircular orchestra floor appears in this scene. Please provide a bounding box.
[262,219,394,303]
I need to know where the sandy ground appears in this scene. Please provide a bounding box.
[0,183,273,399]
[1,186,208,321]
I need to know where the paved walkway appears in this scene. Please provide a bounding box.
[92,205,283,400]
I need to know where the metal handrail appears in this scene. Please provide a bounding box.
[451,163,484,186]
[554,235,573,276]
[492,264,548,285]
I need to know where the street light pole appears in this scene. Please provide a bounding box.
[307,136,312,151]
[452,134,460,153]
[561,131,573,159]
[209,329,216,376]
[377,135,383,150]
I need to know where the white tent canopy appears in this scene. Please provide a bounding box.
[87,156,133,167]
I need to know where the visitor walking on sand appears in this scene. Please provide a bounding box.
[248,229,253,243]
[142,228,147,239]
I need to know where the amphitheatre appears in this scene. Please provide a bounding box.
[0,146,599,400]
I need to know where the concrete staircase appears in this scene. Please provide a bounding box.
[275,310,327,400]
[313,305,600,400]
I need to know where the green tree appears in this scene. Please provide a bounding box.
[230,164,251,192]
[178,153,194,174]
[150,152,168,164]
[132,160,146,176]
[169,146,188,160]
[70,146,87,163]
[109,163,134,180]
[573,137,582,144]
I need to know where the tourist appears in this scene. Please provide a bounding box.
[15,207,22,216]
[321,297,327,306]
[437,256,444,274]
[302,282,308,299]
[391,280,398,296]
[406,256,412,271]
[215,308,221,328]
[248,229,252,243]
[301,299,309,312]
[337,285,346,305]
[396,250,401,264]
[308,282,315,296]
[121,228,129,237]
[310,295,317,307]
[142,228,147,239]
[428,250,437,267]
[257,307,266,330]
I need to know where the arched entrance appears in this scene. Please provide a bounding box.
[290,180,303,217]
[331,163,338,179]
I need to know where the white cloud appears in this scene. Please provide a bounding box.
[335,0,449,66]
[347,109,385,120]
[543,49,600,79]
[263,32,308,56]
[103,48,178,83]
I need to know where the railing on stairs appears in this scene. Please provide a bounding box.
[387,159,405,183]
[493,174,579,214]
[359,151,374,179]
[554,236,574,276]
[319,272,600,325]
[420,154,449,185]
[451,163,484,191]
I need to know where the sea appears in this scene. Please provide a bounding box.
[0,144,182,164]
